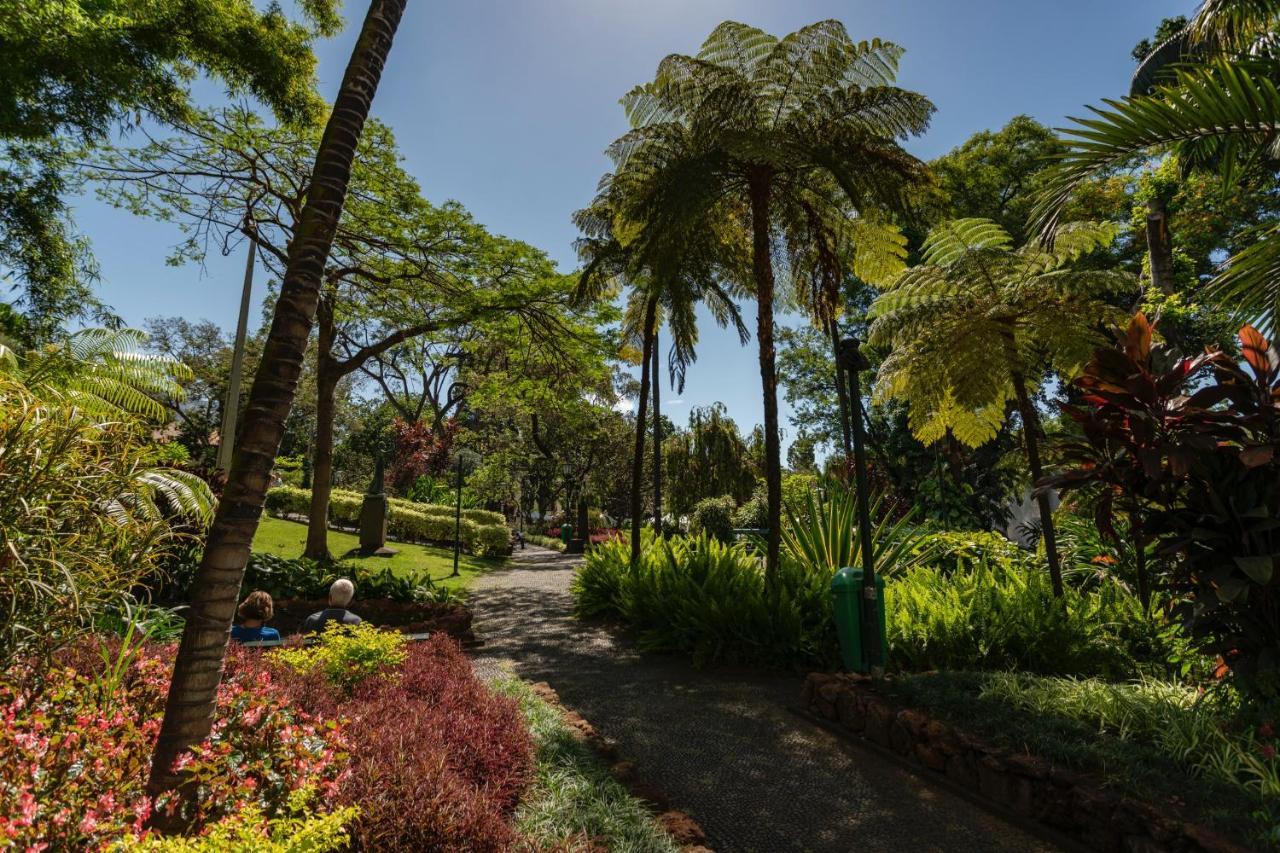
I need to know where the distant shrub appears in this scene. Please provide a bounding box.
[264,486,510,556]
[689,496,736,542]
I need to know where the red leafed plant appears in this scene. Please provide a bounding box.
[269,633,535,850]
[1044,314,1280,701]
[388,416,457,493]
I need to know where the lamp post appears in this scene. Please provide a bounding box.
[839,337,882,674]
[451,448,480,577]
[217,220,258,475]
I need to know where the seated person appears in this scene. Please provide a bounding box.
[304,578,363,633]
[230,590,281,643]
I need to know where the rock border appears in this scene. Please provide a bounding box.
[801,673,1252,853]
[526,681,713,852]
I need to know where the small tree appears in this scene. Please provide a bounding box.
[868,218,1132,596]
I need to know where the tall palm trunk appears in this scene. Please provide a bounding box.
[1011,369,1065,598]
[1146,196,1176,297]
[147,0,407,808]
[828,315,853,462]
[652,325,662,533]
[748,167,781,582]
[305,300,337,560]
[630,297,657,563]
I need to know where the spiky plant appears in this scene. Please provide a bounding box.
[868,217,1134,596]
[608,19,933,581]
[0,327,190,421]
[1035,0,1280,334]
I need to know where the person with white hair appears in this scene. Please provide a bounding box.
[303,578,363,633]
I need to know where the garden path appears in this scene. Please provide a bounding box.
[469,546,1062,853]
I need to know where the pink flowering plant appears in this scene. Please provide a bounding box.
[0,638,346,850]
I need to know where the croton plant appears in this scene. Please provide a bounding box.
[1044,314,1280,701]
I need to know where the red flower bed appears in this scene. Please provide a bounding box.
[2,634,535,850]
[270,634,535,850]
[0,640,344,850]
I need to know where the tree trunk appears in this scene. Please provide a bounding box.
[305,304,337,560]
[1146,196,1176,297]
[630,297,656,563]
[146,0,407,811]
[1011,370,1064,598]
[652,325,662,534]
[829,316,854,464]
[577,495,589,549]
[748,168,782,583]
[1131,509,1151,613]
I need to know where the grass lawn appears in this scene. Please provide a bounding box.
[253,515,505,591]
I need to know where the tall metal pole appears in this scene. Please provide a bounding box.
[217,227,258,475]
[452,455,464,577]
[652,326,662,535]
[840,338,882,674]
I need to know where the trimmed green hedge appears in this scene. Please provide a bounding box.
[264,486,511,557]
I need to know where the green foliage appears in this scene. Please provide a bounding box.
[886,560,1159,678]
[492,677,681,852]
[0,0,338,337]
[1,327,193,422]
[981,673,1279,841]
[869,217,1131,447]
[663,404,758,515]
[689,496,737,542]
[124,788,357,852]
[272,623,409,694]
[264,486,511,557]
[912,529,1032,575]
[779,480,934,578]
[0,378,207,660]
[572,532,838,669]
[524,533,566,552]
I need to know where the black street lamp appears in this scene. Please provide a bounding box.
[451,448,480,577]
[839,337,883,674]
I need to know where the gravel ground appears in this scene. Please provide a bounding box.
[469,546,1061,853]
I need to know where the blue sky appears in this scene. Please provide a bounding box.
[74,0,1193,443]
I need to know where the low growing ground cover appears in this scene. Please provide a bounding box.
[882,672,1280,848]
[493,677,682,851]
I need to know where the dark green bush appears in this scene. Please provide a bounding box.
[689,496,736,542]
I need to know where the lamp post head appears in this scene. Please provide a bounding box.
[838,338,871,373]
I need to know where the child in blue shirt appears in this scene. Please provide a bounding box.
[231,590,281,643]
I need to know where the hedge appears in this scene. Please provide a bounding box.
[265,487,511,557]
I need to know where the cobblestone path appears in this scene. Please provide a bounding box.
[470,546,1060,853]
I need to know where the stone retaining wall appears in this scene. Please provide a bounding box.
[802,673,1250,853]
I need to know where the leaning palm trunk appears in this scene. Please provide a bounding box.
[147,0,407,808]
[748,168,782,583]
[630,297,657,563]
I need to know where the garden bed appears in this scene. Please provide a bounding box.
[802,672,1267,852]
[270,597,475,643]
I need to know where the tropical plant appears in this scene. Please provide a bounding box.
[1034,0,1280,335]
[0,327,191,421]
[148,0,410,805]
[609,19,934,581]
[779,478,933,579]
[868,217,1133,595]
[0,378,210,661]
[272,622,409,694]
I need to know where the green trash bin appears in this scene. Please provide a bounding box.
[831,567,886,673]
[561,522,573,544]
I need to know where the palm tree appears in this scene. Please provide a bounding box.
[147,0,408,809]
[574,192,746,562]
[867,218,1133,596]
[1035,0,1280,334]
[610,20,932,580]
[1,327,190,421]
